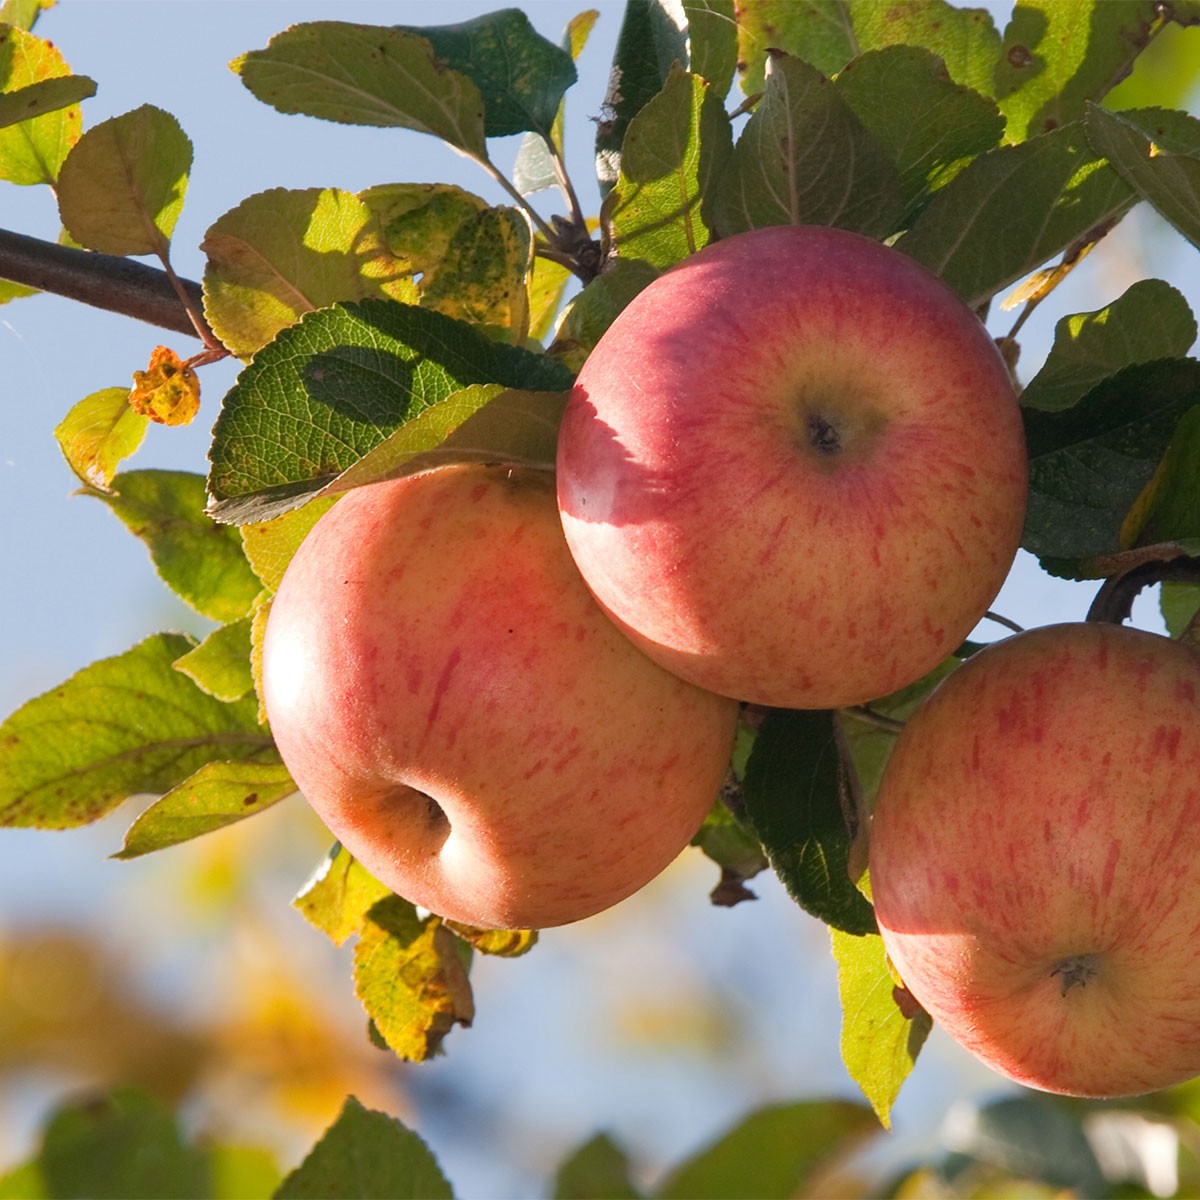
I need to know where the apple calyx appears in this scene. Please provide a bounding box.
[1051,954,1100,997]
[806,412,842,456]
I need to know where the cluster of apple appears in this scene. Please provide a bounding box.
[262,225,1200,1099]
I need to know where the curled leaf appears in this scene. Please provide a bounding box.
[130,346,200,426]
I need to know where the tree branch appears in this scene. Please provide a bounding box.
[0,227,209,340]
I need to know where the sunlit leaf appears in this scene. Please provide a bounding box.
[172,616,255,701]
[56,104,191,257]
[831,927,931,1127]
[129,346,200,427]
[527,253,572,341]
[0,23,81,183]
[736,0,856,93]
[0,634,272,830]
[115,757,294,859]
[240,498,337,593]
[684,0,737,99]
[53,386,148,489]
[0,73,93,127]
[444,922,537,957]
[0,0,56,31]
[293,845,393,947]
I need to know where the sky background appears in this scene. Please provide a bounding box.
[1,2,1197,1196]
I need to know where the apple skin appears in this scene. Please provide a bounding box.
[556,224,1027,709]
[261,464,739,931]
[869,621,1200,1097]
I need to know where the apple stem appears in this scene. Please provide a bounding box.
[1051,954,1099,996]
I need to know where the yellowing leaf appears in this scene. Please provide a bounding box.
[130,346,200,427]
[54,386,148,489]
[0,23,81,183]
[444,922,538,957]
[239,497,337,592]
[293,845,392,948]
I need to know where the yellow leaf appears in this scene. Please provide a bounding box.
[53,386,148,489]
[130,346,200,426]
[444,921,538,957]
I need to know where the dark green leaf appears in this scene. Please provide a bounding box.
[595,0,690,194]
[655,1101,879,1199]
[684,0,737,99]
[0,634,272,829]
[233,22,487,158]
[606,65,733,269]
[90,470,262,621]
[1021,278,1197,411]
[714,51,903,238]
[834,45,1004,219]
[1123,404,1200,546]
[1022,358,1200,561]
[206,299,573,525]
[275,1096,454,1200]
[995,0,1161,143]
[0,73,94,128]
[553,1132,643,1200]
[1085,103,1200,249]
[397,8,576,139]
[898,121,1135,308]
[741,710,876,935]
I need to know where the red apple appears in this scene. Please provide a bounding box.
[556,224,1027,709]
[869,621,1200,1097]
[262,464,739,930]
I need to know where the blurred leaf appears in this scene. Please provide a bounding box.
[550,258,659,373]
[553,1132,643,1200]
[53,386,148,489]
[995,0,1162,144]
[684,0,737,99]
[1106,18,1200,111]
[712,51,903,239]
[354,898,475,1062]
[233,22,487,158]
[56,104,191,256]
[831,927,931,1128]
[172,617,255,702]
[276,1098,453,1199]
[606,65,733,269]
[201,186,418,358]
[0,73,93,127]
[834,46,1004,218]
[0,23,81,184]
[1122,404,1200,546]
[528,253,572,340]
[741,710,876,935]
[207,300,572,525]
[294,845,392,947]
[1020,278,1197,411]
[1085,103,1200,249]
[115,757,294,859]
[209,1145,282,1200]
[1162,582,1200,635]
[130,346,201,426]
[1022,358,1200,561]
[91,469,262,621]
[240,498,336,592]
[655,1100,879,1198]
[0,0,55,30]
[898,121,1135,308]
[0,633,272,829]
[595,0,689,195]
[396,8,576,140]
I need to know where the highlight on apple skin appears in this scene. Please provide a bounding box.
[556,224,1028,710]
[261,463,740,931]
[869,620,1200,1098]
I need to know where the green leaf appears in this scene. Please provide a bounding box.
[690,797,769,906]
[115,757,294,859]
[396,8,576,140]
[1162,582,1200,636]
[0,24,81,184]
[274,1096,454,1200]
[1122,404,1200,546]
[1020,279,1197,411]
[53,386,148,490]
[1085,103,1200,249]
[553,1132,643,1200]
[201,187,418,358]
[206,299,572,525]
[606,65,733,269]
[684,0,737,99]
[90,469,262,622]
[353,897,475,1063]
[294,845,393,947]
[736,1,856,93]
[898,121,1135,308]
[1022,358,1200,561]
[654,1101,879,1198]
[712,51,903,240]
[830,927,931,1127]
[550,257,659,373]
[0,275,36,304]
[173,617,255,701]
[995,0,1162,144]
[595,0,690,194]
[233,22,487,158]
[741,710,876,935]
[240,499,336,593]
[834,45,1004,218]
[56,104,191,257]
[0,634,272,829]
[0,73,94,128]
[0,0,55,30]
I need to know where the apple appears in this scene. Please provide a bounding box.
[262,463,740,930]
[869,621,1200,1097]
[556,224,1027,709]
